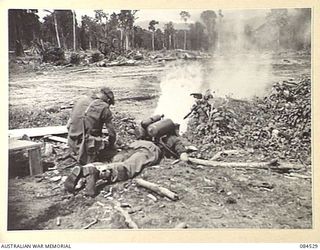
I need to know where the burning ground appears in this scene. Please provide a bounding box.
[7,50,312,230]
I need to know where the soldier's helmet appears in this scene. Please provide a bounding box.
[100,87,115,105]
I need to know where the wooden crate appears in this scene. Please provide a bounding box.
[9,139,43,176]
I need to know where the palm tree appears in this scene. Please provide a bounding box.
[180,11,190,50]
[44,9,61,48]
[148,20,159,51]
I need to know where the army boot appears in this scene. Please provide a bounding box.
[82,164,100,197]
[64,166,82,193]
[99,169,112,182]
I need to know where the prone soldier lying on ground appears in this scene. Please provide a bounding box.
[64,116,192,197]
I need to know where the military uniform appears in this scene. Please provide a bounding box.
[64,115,190,196]
[94,137,187,183]
[65,135,188,196]
[67,94,116,165]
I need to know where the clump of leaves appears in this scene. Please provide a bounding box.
[70,53,81,65]
[91,52,104,63]
[185,76,311,164]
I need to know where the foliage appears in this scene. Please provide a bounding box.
[148,20,159,32]
[180,11,190,49]
[164,22,175,49]
[8,8,312,57]
[91,51,104,62]
[189,21,208,50]
[42,47,65,64]
[185,76,311,163]
[200,10,218,50]
[180,11,191,23]
[266,9,289,28]
[8,9,41,53]
[70,53,80,64]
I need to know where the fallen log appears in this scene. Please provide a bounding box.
[113,201,138,229]
[188,157,300,171]
[135,178,179,201]
[82,218,98,229]
[286,173,311,179]
[189,157,278,168]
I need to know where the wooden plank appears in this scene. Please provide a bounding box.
[9,139,42,152]
[9,126,68,139]
[9,125,109,139]
[47,136,68,144]
[28,147,43,175]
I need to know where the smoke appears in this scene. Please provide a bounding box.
[154,11,276,133]
[153,61,203,132]
[204,52,273,99]
[154,51,273,133]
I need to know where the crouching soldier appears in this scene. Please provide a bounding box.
[64,116,191,197]
[67,86,117,165]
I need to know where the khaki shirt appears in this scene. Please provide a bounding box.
[68,95,116,146]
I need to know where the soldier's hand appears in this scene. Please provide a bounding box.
[180,152,189,162]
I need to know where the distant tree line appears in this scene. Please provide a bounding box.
[244,8,311,50]
[8,8,311,56]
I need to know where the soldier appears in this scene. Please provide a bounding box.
[64,117,190,197]
[67,87,116,165]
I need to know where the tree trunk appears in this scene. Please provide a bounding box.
[152,32,155,51]
[89,34,92,50]
[72,10,76,51]
[53,12,61,48]
[169,34,172,50]
[125,32,130,50]
[184,30,186,50]
[120,29,124,50]
[132,29,135,49]
[14,16,24,56]
[40,39,45,51]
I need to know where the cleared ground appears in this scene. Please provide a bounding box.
[7,51,312,230]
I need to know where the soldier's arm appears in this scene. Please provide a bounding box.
[166,135,188,157]
[106,122,116,147]
[66,118,72,131]
[102,107,116,147]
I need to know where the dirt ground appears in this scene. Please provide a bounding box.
[7,51,312,230]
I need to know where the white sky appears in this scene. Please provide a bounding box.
[37,9,269,24]
[37,9,202,23]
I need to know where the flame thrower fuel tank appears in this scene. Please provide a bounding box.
[141,114,164,129]
[147,118,175,138]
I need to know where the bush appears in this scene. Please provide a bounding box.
[91,52,104,63]
[42,47,65,64]
[70,53,81,65]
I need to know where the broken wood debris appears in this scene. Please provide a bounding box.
[189,157,284,169]
[285,173,311,179]
[56,217,61,226]
[82,218,98,229]
[174,222,188,229]
[112,200,138,229]
[147,193,158,202]
[46,135,68,144]
[135,178,179,201]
